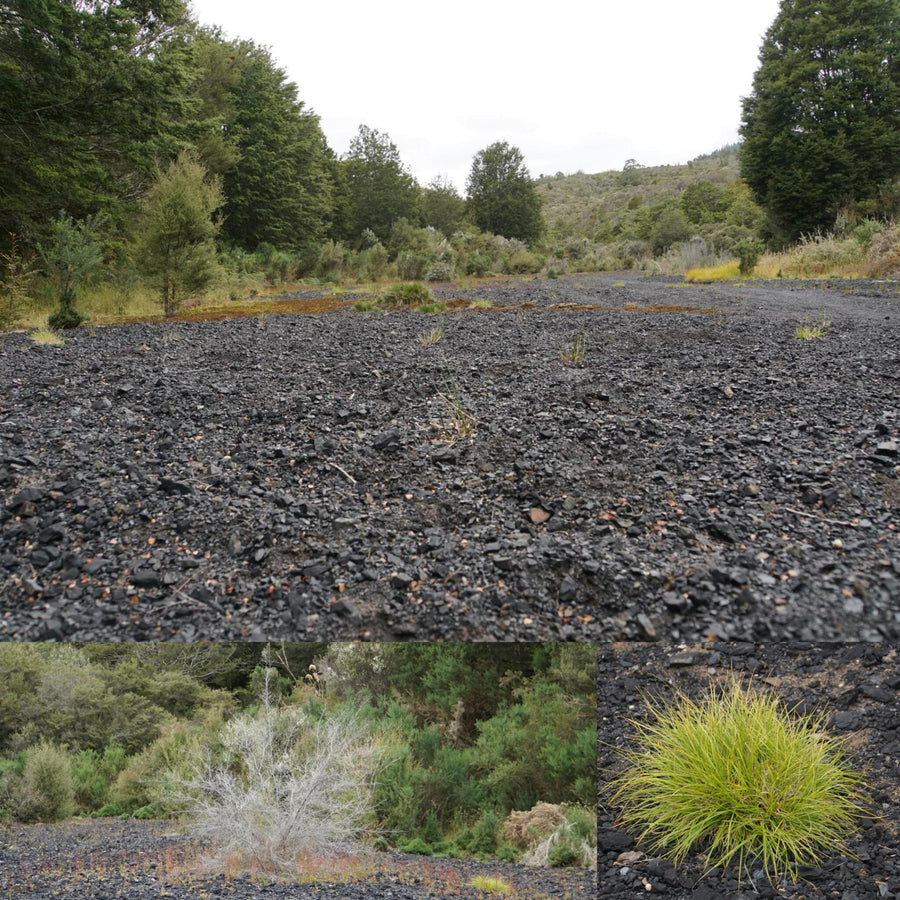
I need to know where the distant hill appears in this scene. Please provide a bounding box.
[535,145,744,242]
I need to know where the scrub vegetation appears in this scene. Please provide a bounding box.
[2,1,899,333]
[0,643,596,875]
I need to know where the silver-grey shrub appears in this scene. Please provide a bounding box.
[169,669,383,872]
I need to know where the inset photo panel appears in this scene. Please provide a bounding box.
[0,642,598,898]
[598,642,900,899]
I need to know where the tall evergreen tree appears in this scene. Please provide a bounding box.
[740,0,900,242]
[340,126,420,243]
[421,175,467,236]
[209,38,334,250]
[0,0,194,248]
[466,141,543,243]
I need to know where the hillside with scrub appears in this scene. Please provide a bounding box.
[0,642,597,885]
[3,1,900,336]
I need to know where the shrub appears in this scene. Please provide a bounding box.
[469,809,500,856]
[425,259,455,281]
[400,837,432,855]
[168,667,383,873]
[0,234,35,330]
[505,249,542,274]
[866,225,900,277]
[851,218,884,247]
[379,282,432,308]
[71,743,128,812]
[40,213,102,329]
[608,678,868,882]
[501,802,566,849]
[396,250,430,281]
[16,741,76,822]
[735,238,765,276]
[466,253,493,277]
[132,151,224,318]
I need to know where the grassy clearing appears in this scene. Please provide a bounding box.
[608,677,869,883]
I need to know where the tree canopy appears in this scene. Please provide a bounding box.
[340,125,420,243]
[740,0,900,242]
[0,0,193,245]
[466,141,544,243]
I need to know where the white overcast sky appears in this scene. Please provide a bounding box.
[187,0,782,194]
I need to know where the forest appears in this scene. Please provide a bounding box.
[2,0,900,333]
[0,643,597,872]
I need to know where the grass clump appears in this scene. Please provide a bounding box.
[468,875,515,895]
[379,282,433,308]
[559,332,586,364]
[608,678,868,883]
[30,328,65,346]
[796,314,831,340]
[417,322,444,346]
[685,260,741,282]
[436,380,477,443]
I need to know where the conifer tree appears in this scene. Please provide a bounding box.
[466,142,543,243]
[740,0,900,242]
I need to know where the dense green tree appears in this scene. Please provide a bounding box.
[740,0,900,242]
[132,149,223,317]
[340,125,420,243]
[204,36,334,250]
[0,0,194,248]
[681,181,731,225]
[466,141,543,243]
[421,175,467,236]
[650,203,692,254]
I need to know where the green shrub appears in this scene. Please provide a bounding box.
[423,810,443,845]
[93,801,129,818]
[396,251,431,281]
[466,253,493,277]
[852,218,884,247]
[379,282,432,308]
[608,678,868,882]
[470,809,500,856]
[547,842,580,867]
[400,837,432,855]
[16,741,76,822]
[735,238,765,276]
[71,743,128,812]
[505,249,542,274]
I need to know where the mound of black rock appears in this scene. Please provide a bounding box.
[1,273,897,641]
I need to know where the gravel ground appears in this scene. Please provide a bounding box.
[0,273,898,641]
[0,818,594,899]
[598,641,900,899]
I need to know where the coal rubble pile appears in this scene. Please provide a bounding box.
[1,274,897,641]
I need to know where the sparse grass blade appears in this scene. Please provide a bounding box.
[559,332,587,364]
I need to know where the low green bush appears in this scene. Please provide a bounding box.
[608,678,869,882]
[400,837,432,855]
[379,282,432,308]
